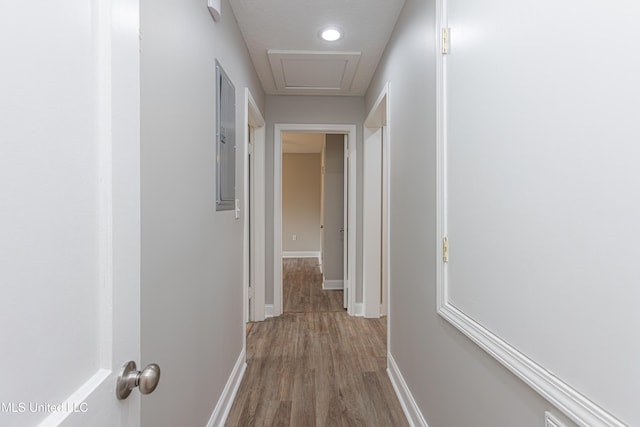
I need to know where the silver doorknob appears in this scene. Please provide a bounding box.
[116,361,161,400]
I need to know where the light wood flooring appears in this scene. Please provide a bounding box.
[225,258,408,427]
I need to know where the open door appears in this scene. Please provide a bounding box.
[245,89,266,322]
[320,135,345,294]
[343,135,350,309]
[381,126,389,316]
[320,139,327,278]
[248,125,255,321]
[0,1,144,425]
[362,84,389,318]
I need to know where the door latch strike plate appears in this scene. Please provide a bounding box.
[442,28,450,54]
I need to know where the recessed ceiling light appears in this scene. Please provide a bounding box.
[321,27,342,42]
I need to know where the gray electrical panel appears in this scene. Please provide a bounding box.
[216,60,235,211]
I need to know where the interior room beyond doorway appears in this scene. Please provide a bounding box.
[281,132,346,301]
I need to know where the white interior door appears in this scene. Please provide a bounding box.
[343,135,349,309]
[248,126,255,322]
[245,90,266,322]
[0,1,142,426]
[381,125,388,316]
[320,139,326,275]
[363,86,389,318]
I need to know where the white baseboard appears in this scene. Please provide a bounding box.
[206,350,246,427]
[282,251,321,259]
[323,279,344,290]
[387,353,429,427]
[264,304,275,318]
[352,302,364,317]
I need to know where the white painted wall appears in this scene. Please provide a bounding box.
[265,96,365,304]
[323,135,345,282]
[140,0,264,425]
[282,154,322,253]
[365,0,580,425]
[443,0,640,424]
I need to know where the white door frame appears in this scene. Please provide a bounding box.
[274,124,357,316]
[243,88,266,330]
[363,83,390,318]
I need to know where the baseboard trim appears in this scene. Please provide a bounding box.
[206,350,246,427]
[265,304,275,318]
[282,251,321,259]
[323,279,344,290]
[387,353,429,427]
[352,302,364,317]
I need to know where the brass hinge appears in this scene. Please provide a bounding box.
[442,235,449,263]
[442,28,450,55]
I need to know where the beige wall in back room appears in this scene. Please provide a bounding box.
[282,154,322,253]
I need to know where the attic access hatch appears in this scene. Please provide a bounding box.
[268,50,361,95]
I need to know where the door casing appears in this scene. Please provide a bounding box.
[363,83,391,319]
[243,88,266,326]
[273,124,357,316]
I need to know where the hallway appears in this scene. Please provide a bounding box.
[6,0,637,425]
[225,259,408,426]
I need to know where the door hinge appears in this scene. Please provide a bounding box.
[442,235,449,263]
[248,142,254,155]
[441,27,450,55]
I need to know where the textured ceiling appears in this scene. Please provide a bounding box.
[229,0,406,96]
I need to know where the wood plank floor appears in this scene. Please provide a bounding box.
[225,259,408,427]
[282,258,344,313]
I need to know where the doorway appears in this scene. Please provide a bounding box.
[274,124,357,317]
[244,89,266,324]
[278,132,346,313]
[363,83,390,318]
